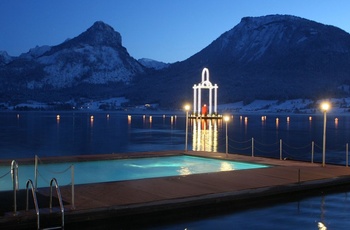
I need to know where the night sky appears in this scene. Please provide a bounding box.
[1,0,349,63]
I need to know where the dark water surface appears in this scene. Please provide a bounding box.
[0,111,186,159]
[1,111,350,229]
[151,186,350,229]
[1,111,350,164]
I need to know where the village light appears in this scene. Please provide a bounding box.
[321,101,330,167]
[224,116,230,157]
[184,104,190,152]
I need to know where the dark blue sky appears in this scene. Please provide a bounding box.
[1,0,349,63]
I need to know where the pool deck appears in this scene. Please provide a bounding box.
[2,150,350,229]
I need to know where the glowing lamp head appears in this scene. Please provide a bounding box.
[224,116,230,122]
[321,102,330,112]
[184,104,190,111]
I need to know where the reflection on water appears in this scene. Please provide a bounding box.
[192,119,219,152]
[220,161,233,171]
[2,112,350,164]
[152,187,350,230]
[179,167,191,175]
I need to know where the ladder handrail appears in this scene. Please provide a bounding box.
[26,179,40,230]
[50,178,65,229]
[11,160,19,214]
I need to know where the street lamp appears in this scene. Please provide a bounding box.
[184,104,190,152]
[224,116,230,157]
[321,101,330,167]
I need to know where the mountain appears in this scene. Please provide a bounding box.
[1,15,350,108]
[138,58,170,70]
[0,21,146,102]
[129,15,350,107]
[0,51,12,66]
[19,45,51,59]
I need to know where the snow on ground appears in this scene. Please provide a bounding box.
[78,97,129,110]
[219,98,350,114]
[12,101,49,109]
[7,97,350,114]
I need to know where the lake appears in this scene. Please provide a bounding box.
[1,111,349,165]
[1,111,350,229]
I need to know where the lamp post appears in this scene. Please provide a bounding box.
[321,102,330,167]
[224,116,230,157]
[184,104,190,152]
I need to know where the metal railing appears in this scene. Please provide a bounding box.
[26,178,65,230]
[26,179,40,230]
[223,136,350,166]
[11,160,19,214]
[49,178,65,229]
[35,155,75,209]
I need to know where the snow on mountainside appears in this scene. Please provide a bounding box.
[1,21,146,89]
[138,58,170,70]
[1,15,350,109]
[0,51,12,65]
[19,45,52,59]
[132,14,350,107]
[211,14,350,62]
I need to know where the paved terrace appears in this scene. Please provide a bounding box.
[2,151,350,229]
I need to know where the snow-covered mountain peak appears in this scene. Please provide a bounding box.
[216,14,348,62]
[138,58,170,70]
[76,21,122,47]
[0,50,12,65]
[0,21,146,89]
[240,14,302,26]
[19,45,52,59]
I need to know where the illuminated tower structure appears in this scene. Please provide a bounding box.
[192,68,220,118]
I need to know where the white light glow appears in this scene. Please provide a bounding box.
[224,116,230,122]
[321,102,330,112]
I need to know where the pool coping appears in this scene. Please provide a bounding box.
[1,150,350,229]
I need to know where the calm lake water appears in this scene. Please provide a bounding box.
[1,111,350,164]
[152,186,350,230]
[1,111,350,229]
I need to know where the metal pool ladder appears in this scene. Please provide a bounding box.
[26,178,65,230]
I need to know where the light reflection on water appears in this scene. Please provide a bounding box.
[151,188,350,230]
[220,162,233,171]
[192,119,219,152]
[1,112,350,164]
[2,112,350,228]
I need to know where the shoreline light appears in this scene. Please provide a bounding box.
[223,115,230,156]
[321,102,330,112]
[320,101,331,167]
[184,104,190,152]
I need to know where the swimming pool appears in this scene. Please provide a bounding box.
[0,155,269,191]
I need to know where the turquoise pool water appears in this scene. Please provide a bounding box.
[0,155,268,191]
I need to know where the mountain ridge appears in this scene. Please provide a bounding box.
[0,21,146,96]
[1,15,350,109]
[128,14,350,107]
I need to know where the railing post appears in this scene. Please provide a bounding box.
[34,155,38,191]
[11,160,18,215]
[280,139,282,160]
[71,165,75,209]
[50,178,65,228]
[26,179,40,230]
[346,143,349,167]
[251,137,254,157]
[311,141,314,163]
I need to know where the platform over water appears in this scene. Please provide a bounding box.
[2,151,350,229]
